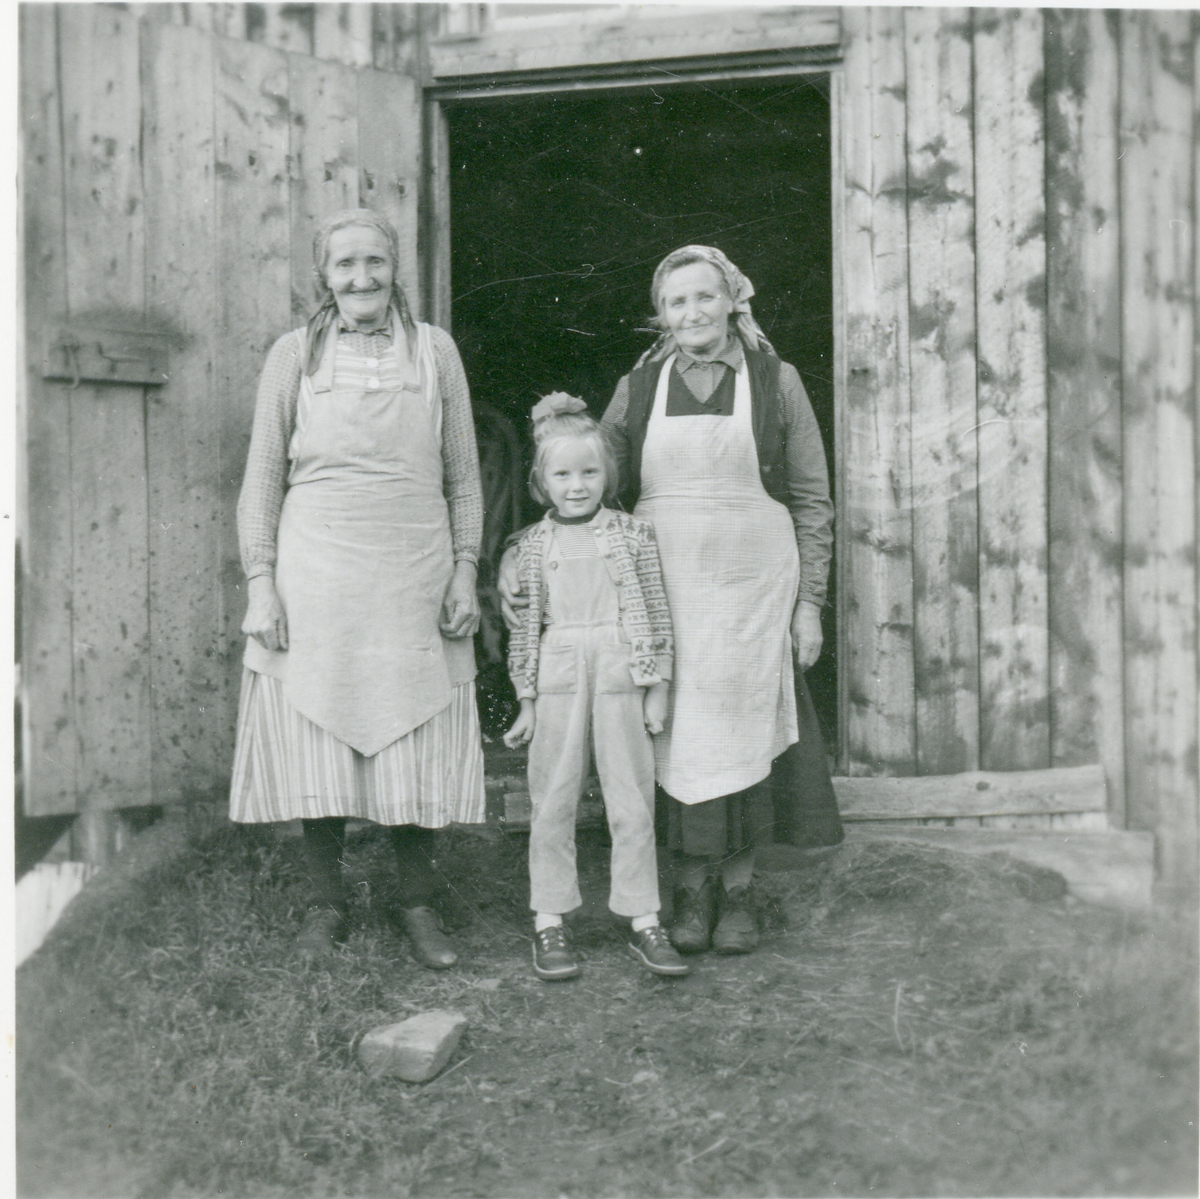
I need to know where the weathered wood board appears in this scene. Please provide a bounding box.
[973,8,1050,772]
[839,7,916,777]
[1044,11,1124,824]
[213,35,293,763]
[59,5,153,811]
[832,764,1106,822]
[1119,12,1198,887]
[429,7,842,80]
[142,20,224,803]
[358,67,422,312]
[904,7,980,777]
[288,53,360,323]
[19,5,77,815]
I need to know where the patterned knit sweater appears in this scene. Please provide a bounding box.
[507,508,674,700]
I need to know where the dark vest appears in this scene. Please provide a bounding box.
[617,346,787,509]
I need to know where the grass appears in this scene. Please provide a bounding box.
[17,821,1199,1198]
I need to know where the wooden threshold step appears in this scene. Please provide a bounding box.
[499,764,1108,830]
[833,764,1106,821]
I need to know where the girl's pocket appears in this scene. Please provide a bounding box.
[596,644,639,694]
[537,643,577,694]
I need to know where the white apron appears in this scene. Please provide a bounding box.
[244,318,474,757]
[635,354,799,803]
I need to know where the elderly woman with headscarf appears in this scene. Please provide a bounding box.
[230,208,485,969]
[500,244,841,955]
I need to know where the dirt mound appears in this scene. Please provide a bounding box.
[17,821,1198,1198]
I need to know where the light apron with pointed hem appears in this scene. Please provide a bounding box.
[635,354,799,804]
[232,320,482,826]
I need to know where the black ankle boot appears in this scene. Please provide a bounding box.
[669,877,717,954]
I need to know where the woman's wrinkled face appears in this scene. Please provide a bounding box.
[324,226,395,331]
[659,261,734,358]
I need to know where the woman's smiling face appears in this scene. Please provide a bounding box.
[324,226,395,331]
[658,261,734,359]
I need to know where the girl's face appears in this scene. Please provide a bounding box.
[659,261,733,359]
[541,437,606,518]
[324,226,395,331]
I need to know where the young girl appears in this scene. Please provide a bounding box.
[504,393,687,980]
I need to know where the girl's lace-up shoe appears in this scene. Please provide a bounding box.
[627,924,690,976]
[532,924,581,980]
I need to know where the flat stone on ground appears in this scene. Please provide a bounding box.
[358,1010,468,1082]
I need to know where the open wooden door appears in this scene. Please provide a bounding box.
[19,6,423,842]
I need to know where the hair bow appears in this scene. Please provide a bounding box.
[531,392,588,423]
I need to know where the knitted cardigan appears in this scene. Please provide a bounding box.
[507,508,674,701]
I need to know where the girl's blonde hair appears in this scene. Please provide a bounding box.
[528,393,618,507]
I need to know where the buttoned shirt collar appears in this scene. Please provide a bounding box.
[674,336,744,373]
[337,313,393,339]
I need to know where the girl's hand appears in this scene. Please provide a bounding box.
[643,681,669,735]
[504,699,536,748]
[441,560,481,639]
[242,576,288,652]
[497,546,527,630]
[792,600,823,671]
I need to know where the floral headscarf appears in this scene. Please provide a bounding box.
[637,244,776,366]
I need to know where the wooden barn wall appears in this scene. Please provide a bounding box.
[19,4,1199,890]
[19,3,421,816]
[839,8,1198,887]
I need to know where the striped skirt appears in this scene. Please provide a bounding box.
[229,669,486,827]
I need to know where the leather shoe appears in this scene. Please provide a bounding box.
[669,877,717,954]
[712,886,758,954]
[296,906,347,959]
[401,905,458,970]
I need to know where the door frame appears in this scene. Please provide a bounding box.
[420,54,850,770]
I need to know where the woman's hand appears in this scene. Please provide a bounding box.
[441,560,481,639]
[792,600,823,671]
[643,681,669,735]
[242,575,288,652]
[504,698,536,748]
[497,546,527,630]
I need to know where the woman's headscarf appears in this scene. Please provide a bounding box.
[636,244,776,367]
[304,208,415,375]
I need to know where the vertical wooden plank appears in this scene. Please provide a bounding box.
[1120,11,1197,890]
[213,5,247,41]
[288,53,360,323]
[1195,16,1200,880]
[19,6,77,815]
[831,65,849,774]
[422,98,452,328]
[181,5,215,34]
[839,8,916,776]
[371,4,422,76]
[1044,11,1124,823]
[214,37,293,734]
[142,21,224,803]
[904,8,980,776]
[58,4,153,811]
[359,67,423,316]
[260,4,314,57]
[314,3,375,68]
[973,9,1049,772]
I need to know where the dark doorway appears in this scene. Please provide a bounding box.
[447,80,836,750]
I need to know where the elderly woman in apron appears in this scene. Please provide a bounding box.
[601,244,842,955]
[231,209,485,969]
